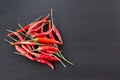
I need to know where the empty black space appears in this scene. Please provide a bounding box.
[0,0,120,80]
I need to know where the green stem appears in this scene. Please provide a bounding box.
[18,23,27,33]
[59,52,73,65]
[33,16,41,23]
[8,36,17,42]
[51,8,55,27]
[55,44,73,65]
[52,54,66,68]
[4,39,12,44]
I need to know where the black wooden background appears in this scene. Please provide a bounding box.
[0,0,120,80]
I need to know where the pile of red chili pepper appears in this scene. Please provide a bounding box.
[5,9,73,70]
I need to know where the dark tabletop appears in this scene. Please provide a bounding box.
[0,0,120,80]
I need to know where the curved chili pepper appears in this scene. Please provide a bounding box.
[50,9,63,43]
[37,59,54,70]
[34,46,61,53]
[13,32,33,51]
[21,45,32,53]
[52,27,63,44]
[34,22,46,32]
[30,52,59,62]
[48,20,55,39]
[42,14,50,21]
[15,45,26,55]
[32,37,62,45]
[8,16,42,37]
[24,53,36,60]
[8,25,30,36]
[11,41,41,45]
[28,20,47,32]
[7,29,25,40]
[27,22,46,35]
[37,54,60,62]
[37,14,50,33]
[15,52,36,61]
[31,28,53,38]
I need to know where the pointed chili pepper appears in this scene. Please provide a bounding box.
[37,59,54,70]
[32,37,62,45]
[28,20,47,32]
[15,52,36,61]
[9,31,33,51]
[30,52,59,62]
[27,22,47,35]
[23,53,36,60]
[28,14,50,32]
[40,14,50,33]
[7,25,30,36]
[34,21,47,32]
[31,28,53,38]
[34,45,61,53]
[15,45,27,55]
[21,45,32,53]
[7,17,41,36]
[50,9,63,43]
[42,14,50,21]
[48,20,55,40]
[29,14,50,30]
[37,54,60,62]
[11,41,41,45]
[52,27,63,43]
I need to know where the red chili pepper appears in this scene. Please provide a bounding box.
[46,51,57,54]
[14,32,33,51]
[31,28,53,38]
[14,32,24,40]
[37,54,60,62]
[50,9,63,43]
[8,25,30,36]
[34,46,60,53]
[15,45,35,61]
[37,59,54,70]
[35,21,47,32]
[52,27,63,44]
[24,53,36,61]
[27,22,46,35]
[21,45,32,53]
[29,13,50,32]
[48,20,55,40]
[30,52,59,62]
[15,45,27,55]
[11,41,41,45]
[42,14,50,21]
[32,37,62,45]
[8,16,42,37]
[28,20,47,32]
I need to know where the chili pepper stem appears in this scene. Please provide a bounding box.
[8,36,17,41]
[7,29,32,39]
[18,23,27,33]
[20,32,31,39]
[32,16,41,23]
[4,39,12,44]
[14,52,23,55]
[32,49,39,52]
[54,44,73,65]
[52,54,66,68]
[51,8,55,27]
[17,24,29,40]
[59,52,73,65]
[6,29,15,33]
